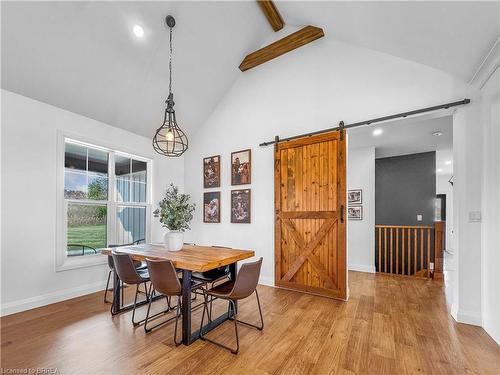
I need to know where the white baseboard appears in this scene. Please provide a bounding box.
[259,276,274,287]
[348,264,376,273]
[453,308,482,327]
[1,280,107,316]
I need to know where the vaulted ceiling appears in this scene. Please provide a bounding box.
[2,1,499,138]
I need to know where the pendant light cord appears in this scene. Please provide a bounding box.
[169,26,173,96]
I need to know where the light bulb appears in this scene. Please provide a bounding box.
[165,129,174,142]
[133,25,144,38]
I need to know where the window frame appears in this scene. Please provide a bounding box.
[56,131,153,271]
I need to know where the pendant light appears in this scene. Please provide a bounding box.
[153,15,188,157]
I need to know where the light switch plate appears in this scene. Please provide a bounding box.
[468,211,482,223]
[417,214,423,221]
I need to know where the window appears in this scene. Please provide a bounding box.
[58,136,152,270]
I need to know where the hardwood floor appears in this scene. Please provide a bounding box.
[2,271,500,374]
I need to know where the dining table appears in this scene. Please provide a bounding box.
[101,243,255,345]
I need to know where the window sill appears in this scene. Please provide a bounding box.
[56,254,107,272]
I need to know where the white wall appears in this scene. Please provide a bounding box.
[451,62,500,339]
[480,66,500,344]
[452,98,483,326]
[1,90,184,315]
[347,146,375,273]
[183,36,467,287]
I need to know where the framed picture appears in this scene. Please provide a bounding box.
[348,189,362,205]
[203,191,220,223]
[203,155,220,188]
[348,206,363,220]
[231,189,251,223]
[231,149,251,185]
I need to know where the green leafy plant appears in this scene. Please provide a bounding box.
[153,184,195,232]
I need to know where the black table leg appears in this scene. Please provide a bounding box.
[181,269,192,345]
[111,269,121,315]
[229,262,238,314]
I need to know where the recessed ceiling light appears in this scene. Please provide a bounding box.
[432,130,443,137]
[445,160,452,165]
[437,168,443,173]
[133,24,144,38]
[372,128,383,136]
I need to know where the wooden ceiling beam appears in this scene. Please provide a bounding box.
[239,25,325,72]
[257,0,284,32]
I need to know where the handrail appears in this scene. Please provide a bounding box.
[375,225,434,229]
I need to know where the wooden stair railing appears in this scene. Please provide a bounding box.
[375,225,439,278]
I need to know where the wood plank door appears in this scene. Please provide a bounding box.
[274,131,347,300]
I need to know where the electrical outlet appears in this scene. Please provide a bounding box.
[417,214,423,222]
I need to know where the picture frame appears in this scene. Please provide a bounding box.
[231,149,251,186]
[231,189,251,223]
[348,189,362,205]
[348,206,363,220]
[203,191,220,223]
[203,155,220,188]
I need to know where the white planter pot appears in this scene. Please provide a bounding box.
[163,231,184,251]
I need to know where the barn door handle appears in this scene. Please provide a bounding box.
[340,205,344,223]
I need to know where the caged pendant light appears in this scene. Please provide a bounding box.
[152,15,188,157]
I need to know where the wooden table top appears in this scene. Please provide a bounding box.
[101,244,255,272]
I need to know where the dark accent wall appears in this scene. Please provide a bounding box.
[376,152,436,226]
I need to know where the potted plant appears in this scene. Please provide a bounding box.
[153,184,195,251]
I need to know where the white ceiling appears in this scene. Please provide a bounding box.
[279,1,500,81]
[2,1,499,138]
[1,1,269,137]
[348,113,453,160]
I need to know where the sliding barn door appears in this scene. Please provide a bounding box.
[275,131,347,300]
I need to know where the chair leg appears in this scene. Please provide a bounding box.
[199,295,239,355]
[143,286,176,333]
[198,292,208,337]
[228,290,264,331]
[121,280,124,307]
[209,287,213,323]
[131,284,140,326]
[173,296,182,346]
[231,300,240,354]
[104,270,112,303]
[144,284,153,331]
[255,290,264,330]
[166,296,172,310]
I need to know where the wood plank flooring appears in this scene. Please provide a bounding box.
[2,271,500,374]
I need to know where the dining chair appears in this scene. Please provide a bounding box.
[144,259,204,339]
[192,245,231,314]
[104,239,146,304]
[199,257,264,354]
[111,251,155,326]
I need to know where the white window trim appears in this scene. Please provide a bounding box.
[56,130,153,272]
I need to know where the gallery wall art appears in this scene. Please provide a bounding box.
[231,149,251,185]
[203,155,220,188]
[203,191,220,223]
[348,189,363,220]
[348,189,362,205]
[348,206,363,220]
[231,189,251,223]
